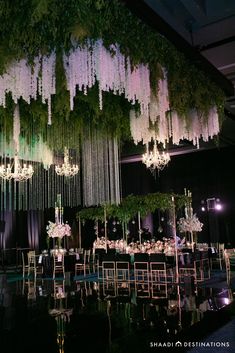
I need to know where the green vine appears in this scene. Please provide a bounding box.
[0,0,225,147]
[77,192,190,222]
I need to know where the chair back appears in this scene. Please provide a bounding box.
[117,253,131,262]
[53,253,65,278]
[219,243,225,252]
[227,254,235,268]
[27,251,36,266]
[149,253,166,263]
[84,250,91,264]
[107,249,116,256]
[134,253,149,262]
[200,251,208,260]
[53,253,64,266]
[95,248,106,260]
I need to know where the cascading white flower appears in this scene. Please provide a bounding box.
[0,53,56,124]
[63,39,151,114]
[0,41,220,147]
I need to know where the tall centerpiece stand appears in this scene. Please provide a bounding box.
[171,196,180,287]
[184,189,194,252]
[78,216,82,250]
[180,188,203,252]
[104,206,108,253]
[54,194,64,248]
[138,211,142,244]
[47,194,71,252]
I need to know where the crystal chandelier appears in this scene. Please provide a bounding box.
[0,154,34,181]
[55,147,79,177]
[142,140,170,171]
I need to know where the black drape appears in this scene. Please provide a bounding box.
[121,145,235,246]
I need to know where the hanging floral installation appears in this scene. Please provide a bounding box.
[63,40,151,115]
[0,54,56,124]
[0,43,220,149]
[130,69,220,147]
[0,0,227,210]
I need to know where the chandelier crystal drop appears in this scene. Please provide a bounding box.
[55,147,79,177]
[142,140,170,171]
[0,154,34,181]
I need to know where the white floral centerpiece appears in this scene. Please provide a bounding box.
[47,221,71,249]
[178,214,203,233]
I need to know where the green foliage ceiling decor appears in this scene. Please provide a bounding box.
[77,192,190,222]
[0,0,225,152]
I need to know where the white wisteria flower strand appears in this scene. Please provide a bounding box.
[63,39,150,115]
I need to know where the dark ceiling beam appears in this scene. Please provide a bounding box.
[121,0,234,96]
[121,144,219,164]
[199,35,235,51]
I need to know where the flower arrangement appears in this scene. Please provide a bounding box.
[93,237,178,255]
[46,221,71,238]
[178,214,203,233]
[93,237,127,251]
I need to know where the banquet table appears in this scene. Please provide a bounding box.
[38,253,80,277]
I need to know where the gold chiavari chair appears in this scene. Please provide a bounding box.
[22,251,37,278]
[53,253,65,279]
[75,249,91,277]
[149,253,168,299]
[210,243,225,270]
[134,253,150,298]
[224,249,235,284]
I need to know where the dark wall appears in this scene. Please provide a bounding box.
[121,145,235,246]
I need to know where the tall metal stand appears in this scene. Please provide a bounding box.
[78,216,81,250]
[172,196,179,287]
[138,211,142,244]
[104,206,107,253]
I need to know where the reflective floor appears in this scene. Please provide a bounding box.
[0,271,234,353]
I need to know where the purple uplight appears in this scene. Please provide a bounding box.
[215,203,222,211]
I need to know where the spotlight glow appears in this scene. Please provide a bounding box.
[215,203,222,211]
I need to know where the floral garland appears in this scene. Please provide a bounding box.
[178,214,203,233]
[46,221,71,239]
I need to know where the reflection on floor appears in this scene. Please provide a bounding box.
[0,270,234,353]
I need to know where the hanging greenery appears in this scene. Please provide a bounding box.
[77,192,190,222]
[0,0,225,148]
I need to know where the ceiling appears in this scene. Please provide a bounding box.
[121,0,235,161]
